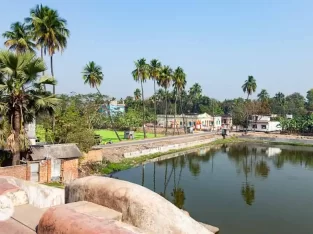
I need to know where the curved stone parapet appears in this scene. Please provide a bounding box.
[65,176,213,234]
[37,206,145,234]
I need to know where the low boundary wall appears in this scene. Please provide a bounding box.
[239,136,313,145]
[123,137,220,158]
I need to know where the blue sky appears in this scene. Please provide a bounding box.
[0,0,312,100]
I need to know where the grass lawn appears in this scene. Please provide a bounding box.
[94,129,163,143]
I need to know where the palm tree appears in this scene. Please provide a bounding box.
[158,66,173,135]
[132,58,150,138]
[242,76,257,100]
[172,67,186,134]
[257,89,270,102]
[25,4,50,71]
[242,76,257,132]
[149,59,162,137]
[0,51,58,165]
[274,92,286,116]
[26,5,70,94]
[2,22,35,54]
[189,83,202,113]
[82,61,121,141]
[134,88,141,101]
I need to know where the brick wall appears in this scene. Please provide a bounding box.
[38,160,52,183]
[61,158,78,183]
[0,164,28,180]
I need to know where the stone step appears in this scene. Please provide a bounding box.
[11,204,45,231]
[0,218,36,234]
[53,201,123,221]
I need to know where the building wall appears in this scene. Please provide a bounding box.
[248,121,281,132]
[0,164,29,180]
[39,160,51,183]
[61,158,79,183]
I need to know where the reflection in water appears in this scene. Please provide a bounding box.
[114,143,313,234]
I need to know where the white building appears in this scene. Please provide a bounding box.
[248,115,281,132]
[157,113,223,130]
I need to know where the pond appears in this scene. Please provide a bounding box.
[113,143,313,234]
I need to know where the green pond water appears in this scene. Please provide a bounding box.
[113,143,313,234]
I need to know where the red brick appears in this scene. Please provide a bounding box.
[0,165,27,180]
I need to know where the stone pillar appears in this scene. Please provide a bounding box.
[47,159,51,183]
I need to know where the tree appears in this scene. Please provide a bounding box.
[26,5,70,94]
[158,66,173,135]
[172,67,186,134]
[242,76,257,132]
[306,89,313,111]
[134,88,141,101]
[82,61,121,141]
[132,58,150,138]
[273,92,286,116]
[257,89,270,102]
[149,59,162,137]
[189,83,202,113]
[0,51,58,165]
[2,22,35,54]
[242,76,257,100]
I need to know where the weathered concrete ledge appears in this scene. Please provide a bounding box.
[37,206,145,234]
[123,137,220,158]
[0,176,64,208]
[239,135,313,145]
[66,176,216,234]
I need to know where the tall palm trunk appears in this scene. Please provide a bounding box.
[141,80,146,138]
[153,80,157,137]
[12,106,21,165]
[165,88,168,136]
[41,47,46,91]
[245,93,250,133]
[51,55,55,132]
[173,93,178,135]
[96,87,121,141]
[180,94,186,134]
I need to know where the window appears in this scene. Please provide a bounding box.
[180,121,182,126]
[252,124,257,129]
[261,125,267,129]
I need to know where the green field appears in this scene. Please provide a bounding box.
[36,125,162,143]
[94,129,162,143]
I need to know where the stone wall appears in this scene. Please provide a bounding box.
[61,159,78,183]
[0,164,29,180]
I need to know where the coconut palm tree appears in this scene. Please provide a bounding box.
[158,66,173,135]
[82,61,121,141]
[2,22,35,54]
[132,58,150,138]
[26,5,70,95]
[172,67,186,134]
[242,76,257,100]
[257,89,270,102]
[0,51,58,165]
[149,59,162,137]
[274,92,286,116]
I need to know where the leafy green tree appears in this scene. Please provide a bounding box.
[257,89,270,102]
[2,22,35,54]
[132,58,150,138]
[134,88,141,101]
[285,92,306,117]
[273,92,285,116]
[158,66,173,135]
[172,67,186,134]
[149,59,162,137]
[242,76,257,100]
[82,61,121,141]
[0,51,58,165]
[189,83,202,113]
[306,89,313,111]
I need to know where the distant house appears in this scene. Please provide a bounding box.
[248,115,281,132]
[157,113,227,130]
[99,100,125,115]
[221,114,233,129]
